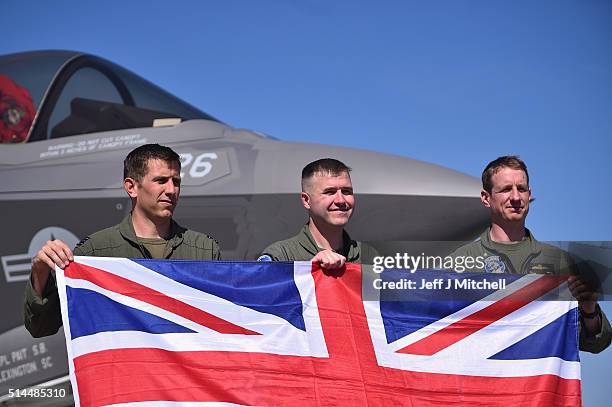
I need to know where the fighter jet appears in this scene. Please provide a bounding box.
[0,50,488,403]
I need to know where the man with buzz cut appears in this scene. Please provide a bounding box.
[258,158,376,269]
[24,143,221,338]
[450,155,610,353]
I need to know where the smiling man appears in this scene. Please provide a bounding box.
[24,144,221,338]
[258,158,375,269]
[451,156,610,353]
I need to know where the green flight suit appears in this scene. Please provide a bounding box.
[24,214,221,338]
[259,224,378,264]
[450,227,611,353]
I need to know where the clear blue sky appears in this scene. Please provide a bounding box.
[4,0,611,404]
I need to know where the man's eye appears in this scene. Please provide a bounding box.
[342,189,353,195]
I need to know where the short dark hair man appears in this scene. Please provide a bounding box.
[258,158,375,268]
[25,144,221,337]
[451,155,610,353]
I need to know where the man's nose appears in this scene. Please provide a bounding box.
[509,186,521,200]
[165,180,178,195]
[334,191,347,204]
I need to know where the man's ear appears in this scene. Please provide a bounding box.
[124,177,138,198]
[481,189,491,208]
[300,191,311,210]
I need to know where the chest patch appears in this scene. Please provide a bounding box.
[484,256,506,273]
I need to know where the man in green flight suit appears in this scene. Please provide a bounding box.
[451,155,610,353]
[258,158,376,268]
[24,143,221,338]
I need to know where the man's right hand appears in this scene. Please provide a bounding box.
[31,239,73,296]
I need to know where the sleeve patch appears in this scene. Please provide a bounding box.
[257,254,273,262]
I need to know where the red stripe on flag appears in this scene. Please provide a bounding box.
[74,348,581,407]
[65,262,260,336]
[397,275,567,356]
[73,265,580,406]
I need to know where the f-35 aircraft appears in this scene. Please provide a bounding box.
[0,50,488,404]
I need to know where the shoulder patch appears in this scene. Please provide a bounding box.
[201,232,214,241]
[74,236,90,249]
[199,231,219,246]
[257,254,273,262]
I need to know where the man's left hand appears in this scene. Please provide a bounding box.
[568,275,602,336]
[568,275,598,312]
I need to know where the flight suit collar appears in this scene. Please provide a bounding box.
[479,226,542,273]
[299,224,360,262]
[119,213,186,258]
[480,226,540,255]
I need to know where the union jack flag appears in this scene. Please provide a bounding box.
[56,257,581,406]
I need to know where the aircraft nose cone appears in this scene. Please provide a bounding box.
[334,147,488,243]
[345,149,481,198]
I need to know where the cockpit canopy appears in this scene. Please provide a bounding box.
[0,51,220,144]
